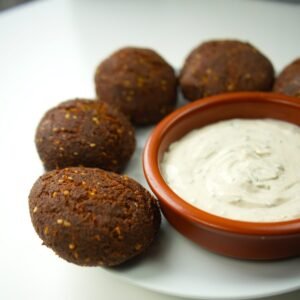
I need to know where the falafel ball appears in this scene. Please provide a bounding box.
[95,47,177,125]
[180,40,275,101]
[35,99,135,173]
[273,58,300,97]
[29,167,161,267]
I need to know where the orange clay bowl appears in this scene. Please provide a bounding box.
[143,92,300,260]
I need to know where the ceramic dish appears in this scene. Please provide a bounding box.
[108,125,300,299]
[143,92,300,260]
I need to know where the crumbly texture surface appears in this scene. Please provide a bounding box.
[29,167,161,267]
[35,99,135,172]
[273,58,300,97]
[179,40,274,101]
[95,47,177,125]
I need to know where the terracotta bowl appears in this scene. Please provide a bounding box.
[143,92,300,260]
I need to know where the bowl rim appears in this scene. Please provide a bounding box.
[143,92,300,236]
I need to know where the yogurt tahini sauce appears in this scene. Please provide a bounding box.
[161,119,300,222]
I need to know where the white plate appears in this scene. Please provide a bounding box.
[107,126,300,300]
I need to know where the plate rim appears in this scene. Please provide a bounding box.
[106,268,300,300]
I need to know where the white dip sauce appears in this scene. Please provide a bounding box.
[161,119,300,222]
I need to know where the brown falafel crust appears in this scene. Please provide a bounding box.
[35,99,135,173]
[29,167,161,267]
[180,40,274,101]
[95,47,177,125]
[273,58,300,98]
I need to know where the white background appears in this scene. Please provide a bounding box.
[1,0,300,299]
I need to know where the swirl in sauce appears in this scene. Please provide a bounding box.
[161,119,300,222]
